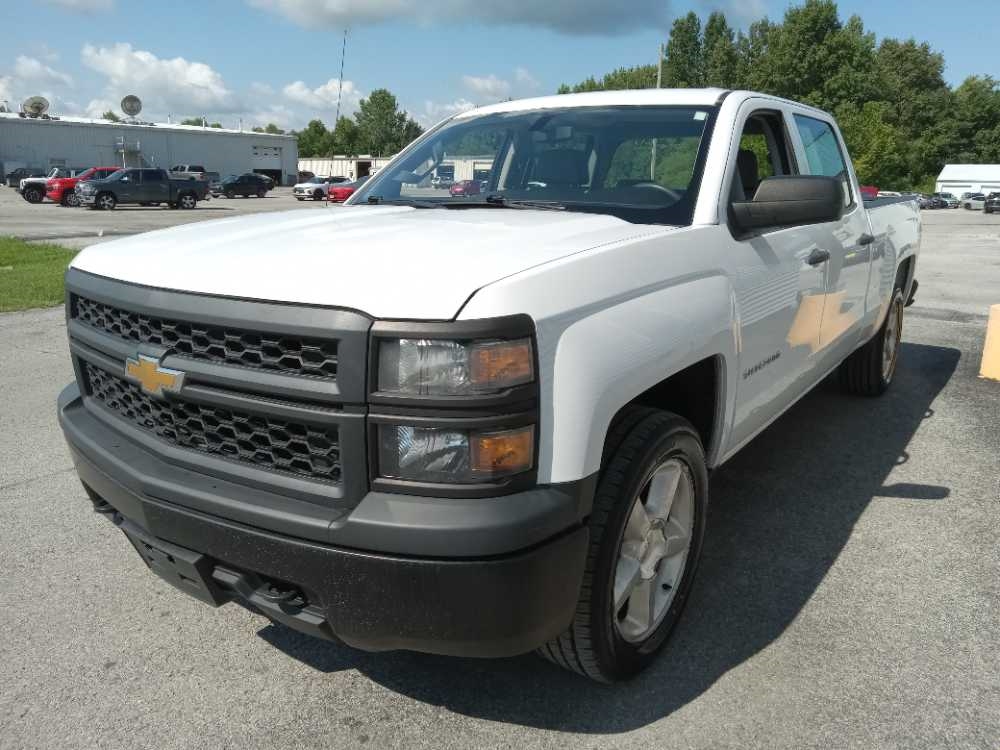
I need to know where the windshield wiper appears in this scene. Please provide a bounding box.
[481,194,566,211]
[366,196,443,208]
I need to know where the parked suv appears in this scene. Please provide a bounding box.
[985,193,1000,214]
[933,192,959,208]
[169,164,209,181]
[217,173,270,198]
[5,167,45,188]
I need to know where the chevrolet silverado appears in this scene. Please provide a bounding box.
[58,89,920,682]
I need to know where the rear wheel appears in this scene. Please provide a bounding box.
[313,189,324,201]
[257,188,266,198]
[839,287,905,396]
[178,193,197,210]
[61,192,80,207]
[96,193,116,211]
[538,408,708,682]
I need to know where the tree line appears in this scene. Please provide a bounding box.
[559,0,1000,191]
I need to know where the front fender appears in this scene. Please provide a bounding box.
[538,274,736,484]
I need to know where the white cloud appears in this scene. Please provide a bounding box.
[14,55,73,87]
[461,74,511,99]
[249,0,673,35]
[250,81,275,96]
[282,78,361,112]
[84,98,116,118]
[81,43,240,114]
[41,0,113,11]
[416,98,476,127]
[696,0,767,25]
[514,67,541,90]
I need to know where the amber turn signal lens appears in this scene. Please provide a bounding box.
[470,339,534,390]
[470,426,535,477]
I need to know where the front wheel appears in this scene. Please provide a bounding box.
[257,188,266,198]
[224,189,235,199]
[23,187,43,203]
[839,287,905,396]
[313,189,324,201]
[96,193,116,211]
[539,409,708,682]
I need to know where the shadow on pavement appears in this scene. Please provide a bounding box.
[259,341,959,733]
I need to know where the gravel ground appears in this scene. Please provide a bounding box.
[0,209,997,750]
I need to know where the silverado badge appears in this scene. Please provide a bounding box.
[124,354,185,398]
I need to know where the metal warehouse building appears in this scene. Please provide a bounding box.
[935,164,1000,195]
[0,113,299,185]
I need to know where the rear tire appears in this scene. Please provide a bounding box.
[538,408,708,682]
[178,193,197,209]
[257,188,267,198]
[313,189,324,201]
[839,287,905,396]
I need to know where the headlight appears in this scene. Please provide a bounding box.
[378,424,534,484]
[377,338,534,396]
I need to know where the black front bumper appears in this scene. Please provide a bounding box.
[60,385,590,658]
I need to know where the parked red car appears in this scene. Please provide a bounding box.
[859,185,879,201]
[47,166,120,206]
[449,179,482,197]
[327,178,367,203]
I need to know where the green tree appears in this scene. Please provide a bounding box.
[251,123,286,134]
[557,65,657,94]
[330,116,361,155]
[354,89,423,155]
[296,119,331,157]
[101,110,121,122]
[662,12,703,88]
[702,12,738,88]
[180,117,204,126]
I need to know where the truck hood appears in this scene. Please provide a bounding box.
[70,205,667,319]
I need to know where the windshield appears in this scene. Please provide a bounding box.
[353,105,716,225]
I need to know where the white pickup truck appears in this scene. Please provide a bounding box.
[58,89,919,683]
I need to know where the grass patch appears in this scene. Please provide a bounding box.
[0,237,78,312]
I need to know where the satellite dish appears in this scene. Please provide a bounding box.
[121,95,142,117]
[22,96,50,116]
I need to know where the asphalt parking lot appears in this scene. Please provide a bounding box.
[0,209,998,749]
[0,184,330,247]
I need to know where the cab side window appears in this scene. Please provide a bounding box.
[793,114,852,206]
[730,111,795,203]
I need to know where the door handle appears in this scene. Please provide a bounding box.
[807,249,830,266]
[858,233,875,246]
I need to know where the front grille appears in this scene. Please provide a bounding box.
[84,362,341,483]
[75,296,338,379]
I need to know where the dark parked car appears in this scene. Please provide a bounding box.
[217,173,270,198]
[919,194,947,210]
[76,168,209,210]
[5,167,46,188]
[984,193,1000,214]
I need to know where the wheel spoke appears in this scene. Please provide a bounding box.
[645,462,681,521]
[663,516,691,558]
[622,500,651,543]
[613,553,643,611]
[625,578,655,634]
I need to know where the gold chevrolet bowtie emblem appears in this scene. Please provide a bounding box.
[124,354,185,398]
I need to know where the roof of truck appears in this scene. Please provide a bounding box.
[454,88,835,120]
[456,88,731,118]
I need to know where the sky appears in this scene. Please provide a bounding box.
[1,0,997,131]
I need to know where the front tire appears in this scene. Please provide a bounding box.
[839,287,905,396]
[95,193,116,211]
[224,189,235,199]
[539,408,708,682]
[23,187,43,203]
[313,189,324,201]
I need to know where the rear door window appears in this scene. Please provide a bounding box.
[793,114,852,206]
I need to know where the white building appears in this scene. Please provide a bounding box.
[297,156,395,180]
[935,164,1000,195]
[0,113,299,184]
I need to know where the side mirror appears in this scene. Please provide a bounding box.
[731,175,844,234]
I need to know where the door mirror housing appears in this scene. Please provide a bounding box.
[730,175,844,234]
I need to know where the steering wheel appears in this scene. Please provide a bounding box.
[629,182,682,201]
